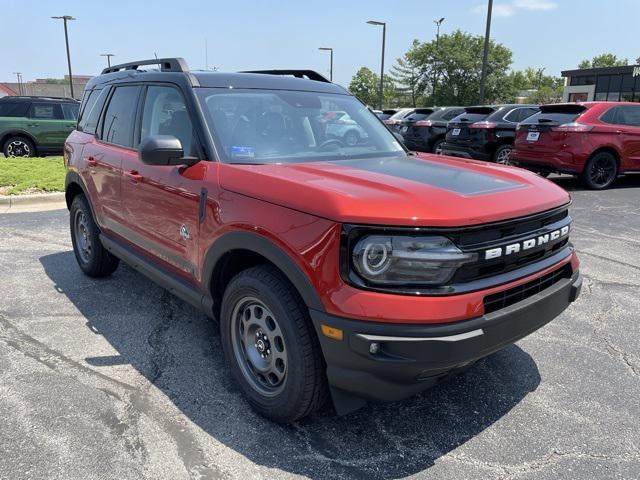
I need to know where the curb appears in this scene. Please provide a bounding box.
[0,192,65,207]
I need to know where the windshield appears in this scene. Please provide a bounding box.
[196,88,405,164]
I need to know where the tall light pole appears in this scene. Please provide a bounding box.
[13,72,23,95]
[100,53,115,68]
[479,0,493,104]
[51,15,76,99]
[367,20,386,110]
[432,17,445,102]
[318,47,333,82]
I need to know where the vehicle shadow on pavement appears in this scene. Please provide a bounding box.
[549,173,640,192]
[40,251,541,479]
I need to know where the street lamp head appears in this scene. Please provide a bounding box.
[318,47,333,51]
[366,20,385,26]
[51,15,76,20]
[100,53,114,56]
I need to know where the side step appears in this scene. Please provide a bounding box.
[100,234,214,318]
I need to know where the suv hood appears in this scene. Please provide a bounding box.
[219,153,570,227]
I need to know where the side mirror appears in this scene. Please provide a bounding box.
[139,135,198,166]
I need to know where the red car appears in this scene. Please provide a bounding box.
[514,102,640,189]
[65,58,581,422]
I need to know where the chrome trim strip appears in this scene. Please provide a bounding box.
[356,328,484,343]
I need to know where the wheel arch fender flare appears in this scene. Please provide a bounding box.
[1,130,38,150]
[202,231,325,312]
[65,171,98,220]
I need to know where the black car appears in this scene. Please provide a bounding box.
[383,108,417,132]
[399,106,465,153]
[441,104,539,163]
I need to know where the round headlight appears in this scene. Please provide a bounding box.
[354,236,392,277]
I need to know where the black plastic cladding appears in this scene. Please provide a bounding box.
[340,203,572,296]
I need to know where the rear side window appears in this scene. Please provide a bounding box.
[442,109,465,121]
[61,103,80,120]
[504,107,538,123]
[101,86,141,147]
[404,110,433,121]
[450,112,489,123]
[0,102,29,117]
[29,103,63,120]
[602,106,640,127]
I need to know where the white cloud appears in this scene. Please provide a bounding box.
[472,0,557,17]
[513,0,558,11]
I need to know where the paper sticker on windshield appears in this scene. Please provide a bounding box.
[231,146,255,159]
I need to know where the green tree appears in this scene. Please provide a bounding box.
[578,53,628,69]
[505,67,564,103]
[404,30,513,105]
[349,67,399,108]
[389,41,424,107]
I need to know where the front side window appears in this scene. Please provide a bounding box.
[102,86,140,147]
[61,103,80,120]
[30,103,62,120]
[196,89,404,164]
[140,86,196,155]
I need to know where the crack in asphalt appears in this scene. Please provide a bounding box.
[577,251,640,271]
[0,312,226,480]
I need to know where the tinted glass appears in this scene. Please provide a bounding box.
[61,103,80,120]
[443,109,465,120]
[450,112,488,123]
[0,102,29,117]
[505,107,538,123]
[388,109,412,120]
[81,88,109,135]
[141,86,195,156]
[30,103,63,120]
[595,75,610,93]
[617,106,640,126]
[196,88,404,164]
[102,86,140,147]
[403,112,430,121]
[521,110,584,125]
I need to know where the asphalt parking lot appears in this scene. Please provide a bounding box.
[0,175,639,480]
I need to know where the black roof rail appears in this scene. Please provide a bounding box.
[101,57,189,75]
[0,95,78,102]
[240,70,330,83]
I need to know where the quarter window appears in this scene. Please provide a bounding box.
[0,102,29,117]
[61,103,80,120]
[102,86,140,147]
[81,88,110,135]
[140,86,195,155]
[617,106,640,126]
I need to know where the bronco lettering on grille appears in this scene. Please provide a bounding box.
[484,225,570,260]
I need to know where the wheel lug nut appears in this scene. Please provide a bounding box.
[266,349,270,354]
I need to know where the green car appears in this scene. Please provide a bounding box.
[0,96,80,157]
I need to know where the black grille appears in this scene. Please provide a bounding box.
[483,264,572,314]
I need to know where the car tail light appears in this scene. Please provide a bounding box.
[415,120,433,127]
[384,119,397,125]
[551,122,593,132]
[470,121,497,129]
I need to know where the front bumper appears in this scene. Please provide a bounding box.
[310,270,582,414]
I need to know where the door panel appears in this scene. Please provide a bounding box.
[28,103,69,146]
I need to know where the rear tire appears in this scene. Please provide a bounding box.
[493,144,513,165]
[581,151,618,190]
[70,194,120,277]
[3,136,35,158]
[432,138,445,155]
[220,265,327,423]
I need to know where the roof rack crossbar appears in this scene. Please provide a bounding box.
[101,57,189,75]
[240,70,330,83]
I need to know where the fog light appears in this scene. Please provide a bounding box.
[369,342,380,354]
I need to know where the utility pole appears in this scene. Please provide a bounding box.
[52,15,76,98]
[367,20,386,109]
[479,0,493,104]
[432,17,445,102]
[13,72,23,95]
[100,53,115,68]
[318,47,333,81]
[537,67,546,89]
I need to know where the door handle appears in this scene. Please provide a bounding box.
[27,123,40,127]
[126,170,144,183]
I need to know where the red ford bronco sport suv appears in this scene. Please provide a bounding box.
[65,58,582,423]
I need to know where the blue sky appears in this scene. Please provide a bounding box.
[2,0,640,88]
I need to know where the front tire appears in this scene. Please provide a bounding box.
[220,265,327,423]
[70,194,120,277]
[3,136,35,157]
[581,151,618,190]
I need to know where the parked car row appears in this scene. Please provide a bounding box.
[0,96,80,157]
[382,101,640,189]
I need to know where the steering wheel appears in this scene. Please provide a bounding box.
[318,138,344,150]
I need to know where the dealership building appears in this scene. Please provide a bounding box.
[561,64,640,102]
